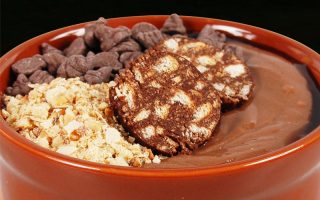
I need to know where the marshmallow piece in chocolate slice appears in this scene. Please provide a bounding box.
[110,50,221,156]
[129,49,201,89]
[154,37,254,106]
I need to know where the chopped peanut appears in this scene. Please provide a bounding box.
[2,78,161,167]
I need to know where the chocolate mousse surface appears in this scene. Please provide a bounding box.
[144,39,319,168]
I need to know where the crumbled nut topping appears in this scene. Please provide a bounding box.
[1,78,161,167]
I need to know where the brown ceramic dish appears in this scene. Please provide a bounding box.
[0,16,319,200]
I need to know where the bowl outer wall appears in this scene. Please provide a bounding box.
[0,15,319,200]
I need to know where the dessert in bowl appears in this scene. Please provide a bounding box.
[0,15,319,200]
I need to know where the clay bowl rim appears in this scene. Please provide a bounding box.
[0,15,319,178]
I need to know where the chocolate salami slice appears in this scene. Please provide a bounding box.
[154,37,254,106]
[110,50,221,156]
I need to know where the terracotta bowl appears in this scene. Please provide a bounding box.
[0,16,319,200]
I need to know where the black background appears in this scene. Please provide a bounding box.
[0,0,319,56]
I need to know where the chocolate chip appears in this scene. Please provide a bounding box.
[84,67,113,84]
[109,39,141,54]
[119,51,142,68]
[135,30,164,48]
[13,74,29,87]
[95,25,131,51]
[161,14,187,35]
[224,45,246,62]
[197,25,226,48]
[58,55,91,78]
[43,53,67,75]
[79,76,85,82]
[172,34,188,38]
[131,22,158,39]
[29,70,54,84]
[86,51,96,65]
[84,26,97,48]
[131,22,164,48]
[41,43,63,55]
[64,38,88,57]
[11,55,47,75]
[83,17,107,48]
[9,74,31,96]
[5,87,13,95]
[89,52,122,70]
[57,64,67,78]
[86,51,95,57]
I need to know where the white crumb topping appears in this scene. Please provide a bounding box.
[2,78,161,167]
[105,127,122,144]
[45,85,69,107]
[63,120,83,136]
[57,144,78,156]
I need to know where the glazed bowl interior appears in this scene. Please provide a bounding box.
[0,15,320,177]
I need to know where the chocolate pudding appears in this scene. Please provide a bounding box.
[144,39,320,168]
[3,15,319,168]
